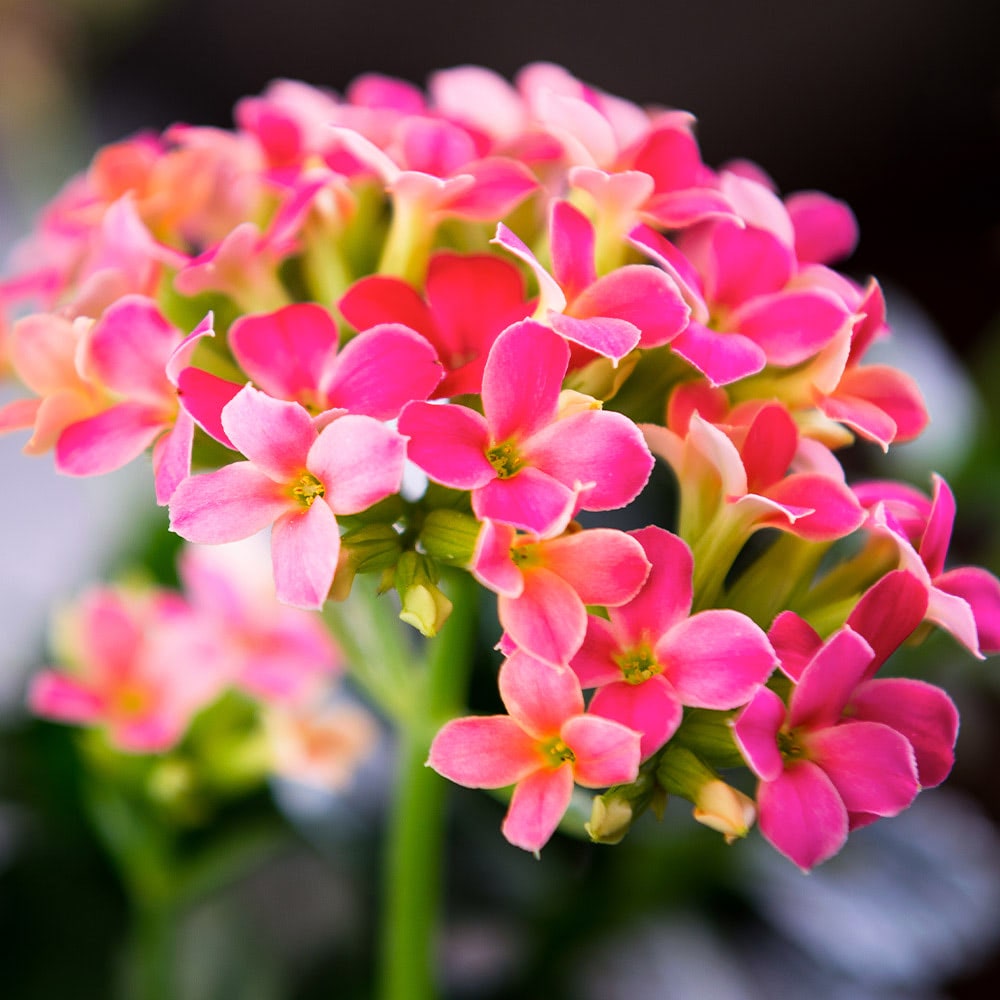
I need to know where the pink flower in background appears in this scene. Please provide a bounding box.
[169,385,406,609]
[428,650,641,852]
[400,319,653,536]
[571,526,776,758]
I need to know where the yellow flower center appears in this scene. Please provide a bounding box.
[614,645,663,685]
[486,440,523,479]
[539,736,576,768]
[291,471,325,507]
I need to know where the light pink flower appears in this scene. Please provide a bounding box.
[427,649,641,853]
[169,385,406,609]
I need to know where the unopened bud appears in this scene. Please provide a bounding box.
[564,352,639,401]
[674,708,746,768]
[692,780,757,844]
[586,768,657,845]
[395,551,452,636]
[419,509,481,567]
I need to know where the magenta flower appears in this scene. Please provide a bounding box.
[571,526,776,759]
[400,319,653,536]
[733,626,921,870]
[472,520,651,667]
[169,385,406,609]
[427,650,642,853]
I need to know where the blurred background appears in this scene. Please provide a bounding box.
[3,0,1000,997]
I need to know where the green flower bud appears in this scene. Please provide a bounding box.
[395,551,452,637]
[418,509,481,567]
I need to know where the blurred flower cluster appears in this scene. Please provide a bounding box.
[2,62,998,878]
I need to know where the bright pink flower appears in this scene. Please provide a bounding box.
[472,520,651,667]
[427,649,641,852]
[400,320,653,536]
[29,586,230,753]
[494,200,690,365]
[571,526,776,758]
[733,626,920,870]
[338,252,533,397]
[169,385,406,609]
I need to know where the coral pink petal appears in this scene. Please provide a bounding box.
[308,415,405,514]
[398,401,493,489]
[338,275,435,335]
[550,200,596,299]
[271,502,339,609]
[562,713,642,785]
[571,265,689,349]
[499,568,586,667]
[936,566,1000,654]
[323,323,442,418]
[741,403,798,492]
[627,223,708,319]
[643,189,736,229]
[152,408,195,505]
[732,686,787,782]
[758,762,848,871]
[767,611,822,682]
[112,716,183,754]
[733,289,851,367]
[818,392,898,450]
[542,528,651,607]
[444,157,538,220]
[502,764,575,853]
[806,720,918,816]
[169,463,290,543]
[428,715,541,787]
[570,615,626,689]
[0,397,41,434]
[588,678,682,760]
[229,303,339,402]
[473,467,576,536]
[659,609,775,708]
[610,526,693,645]
[846,570,928,678]
[670,322,766,386]
[175,369,241,449]
[222,386,314,481]
[790,627,874,730]
[705,223,792,306]
[55,402,165,476]
[499,650,584,738]
[548,312,640,363]
[471,520,523,597]
[786,191,859,264]
[833,365,928,444]
[849,678,958,788]
[29,672,103,724]
[763,473,864,540]
[481,320,567,442]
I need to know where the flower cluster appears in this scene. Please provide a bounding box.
[4,63,999,867]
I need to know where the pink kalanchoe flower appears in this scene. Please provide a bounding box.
[494,200,690,365]
[571,526,776,759]
[169,384,406,609]
[53,295,216,503]
[29,586,231,753]
[338,251,534,397]
[400,319,653,537]
[228,302,443,420]
[854,474,1000,656]
[733,626,920,870]
[472,520,651,667]
[427,649,642,853]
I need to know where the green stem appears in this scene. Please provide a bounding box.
[127,899,176,1000]
[377,570,479,1000]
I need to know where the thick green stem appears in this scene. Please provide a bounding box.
[377,570,479,1000]
[127,900,176,1000]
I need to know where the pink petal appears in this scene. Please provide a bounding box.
[570,615,626,689]
[550,200,596,299]
[547,312,640,364]
[588,678,682,760]
[55,402,165,477]
[428,715,541,787]
[660,609,776,708]
[322,323,442,418]
[936,566,1000,654]
[222,386,314,482]
[492,224,567,315]
[926,585,982,658]
[498,650,584,738]
[740,403,798,492]
[762,473,864,541]
[832,364,928,444]
[481,320,567,442]
[29,672,103,724]
[700,222,792,307]
[757,761,849,870]
[399,400,493,489]
[471,520,523,598]
[849,678,958,788]
[338,275,434,335]
[444,157,538,220]
[152,408,195,505]
[789,627,874,731]
[542,528,651,607]
[307,415,405,514]
[502,765,575,852]
[920,474,955,579]
[786,191,859,265]
[175,368,241,448]
[845,570,928,678]
[610,526,693,644]
[562,713,642,785]
[732,686,787,782]
[806,720,918,816]
[169,463,290,543]
[767,611,822,682]
[670,322,766,386]
[271,502,340,609]
[473,467,576,536]
[818,392,899,450]
[499,567,587,667]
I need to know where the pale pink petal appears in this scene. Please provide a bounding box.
[428,715,540,787]
[169,463,290,543]
[307,415,405,514]
[322,323,442,418]
[473,467,576,536]
[492,223,567,314]
[562,713,642,785]
[670,322,766,386]
[499,568,587,667]
[849,678,958,788]
[587,678,682,760]
[481,320,567,442]
[758,761,848,871]
[471,520,523,598]
[399,401,493,488]
[686,414,749,499]
[55,402,165,477]
[547,312,640,364]
[732,686,787,782]
[789,627,874,730]
[786,191,859,264]
[271,502,340,609]
[152,408,195,505]
[0,397,41,434]
[659,609,776,708]
[807,720,918,816]
[570,615,625,689]
[429,66,525,140]
[502,765,575,852]
[936,566,1000,654]
[444,157,538,220]
[542,528,651,607]
[165,312,215,387]
[925,585,982,658]
[498,650,584,738]
[221,386,314,481]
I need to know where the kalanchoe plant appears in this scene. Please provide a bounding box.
[3,61,1000,1000]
